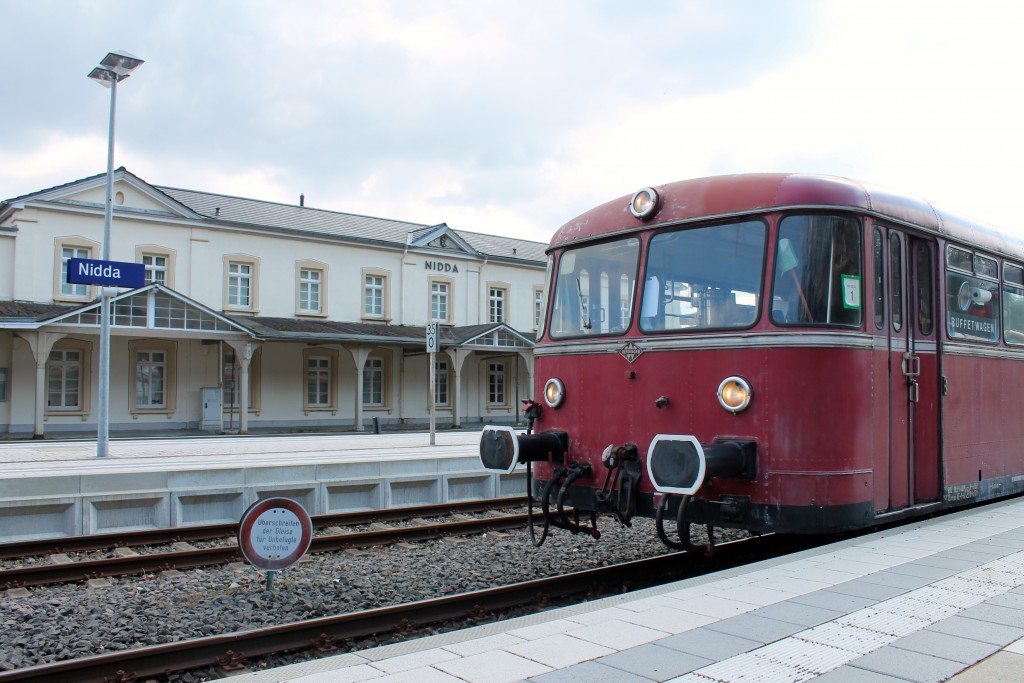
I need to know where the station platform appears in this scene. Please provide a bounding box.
[0,431,524,540]
[239,496,1024,683]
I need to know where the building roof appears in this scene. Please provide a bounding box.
[152,184,548,264]
[1,168,550,265]
[231,316,534,349]
[0,300,79,322]
[0,294,534,350]
[152,184,548,263]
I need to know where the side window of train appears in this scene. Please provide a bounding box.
[772,214,862,326]
[1003,263,1024,345]
[889,234,902,332]
[872,228,885,329]
[945,245,1000,342]
[916,243,934,336]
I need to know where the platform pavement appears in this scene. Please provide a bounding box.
[0,430,482,475]
[0,430,504,540]
[236,496,1024,683]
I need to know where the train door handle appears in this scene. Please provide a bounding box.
[902,353,920,378]
[909,379,919,403]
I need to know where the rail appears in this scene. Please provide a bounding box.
[0,533,820,683]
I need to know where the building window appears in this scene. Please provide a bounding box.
[229,262,251,307]
[224,255,259,312]
[54,237,100,302]
[431,279,451,323]
[0,368,7,402]
[295,260,328,316]
[222,347,262,411]
[47,349,82,409]
[365,274,385,318]
[44,340,91,415]
[223,351,239,408]
[306,356,332,407]
[488,362,506,405]
[299,268,322,313]
[302,348,337,413]
[534,287,545,330]
[128,340,177,414]
[143,254,167,285]
[362,269,391,321]
[434,360,449,406]
[135,350,166,408]
[60,246,92,298]
[489,286,507,323]
[136,246,176,288]
[363,356,384,406]
[619,275,632,329]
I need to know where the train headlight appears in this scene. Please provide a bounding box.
[543,377,565,409]
[717,376,752,413]
[629,187,659,220]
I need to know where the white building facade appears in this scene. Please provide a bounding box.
[0,169,548,437]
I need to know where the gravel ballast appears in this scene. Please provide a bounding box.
[0,516,732,676]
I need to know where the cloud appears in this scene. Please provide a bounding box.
[11,0,1023,245]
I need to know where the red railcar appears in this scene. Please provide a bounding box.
[480,174,1024,548]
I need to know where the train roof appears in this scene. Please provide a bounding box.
[552,173,1024,261]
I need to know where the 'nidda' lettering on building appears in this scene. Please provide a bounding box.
[78,262,122,279]
[424,261,459,273]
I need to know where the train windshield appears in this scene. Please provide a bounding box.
[640,220,766,332]
[549,238,640,338]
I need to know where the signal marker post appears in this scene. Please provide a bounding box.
[426,323,438,446]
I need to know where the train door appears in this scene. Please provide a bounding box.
[883,228,940,511]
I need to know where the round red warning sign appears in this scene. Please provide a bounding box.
[238,497,313,571]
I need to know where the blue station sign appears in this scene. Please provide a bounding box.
[67,258,146,288]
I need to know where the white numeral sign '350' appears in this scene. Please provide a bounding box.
[426,323,438,353]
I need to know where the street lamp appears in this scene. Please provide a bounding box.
[88,50,144,457]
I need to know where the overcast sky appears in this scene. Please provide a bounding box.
[3,1,1023,244]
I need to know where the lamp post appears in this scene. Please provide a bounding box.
[88,51,144,457]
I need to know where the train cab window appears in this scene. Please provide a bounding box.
[872,229,885,329]
[890,234,903,332]
[549,238,640,338]
[640,220,765,332]
[946,245,1000,342]
[771,214,862,327]
[1003,263,1024,344]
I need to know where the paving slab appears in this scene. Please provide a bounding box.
[845,645,970,682]
[596,642,712,680]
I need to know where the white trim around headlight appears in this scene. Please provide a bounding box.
[543,377,565,408]
[717,376,752,413]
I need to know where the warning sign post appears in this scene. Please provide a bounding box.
[238,497,313,589]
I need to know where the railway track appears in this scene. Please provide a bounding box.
[0,498,528,589]
[0,532,822,683]
[0,497,526,560]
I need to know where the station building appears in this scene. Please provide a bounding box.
[0,169,548,438]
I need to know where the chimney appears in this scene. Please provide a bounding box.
[299,193,305,207]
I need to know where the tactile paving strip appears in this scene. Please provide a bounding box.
[673,549,1024,681]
